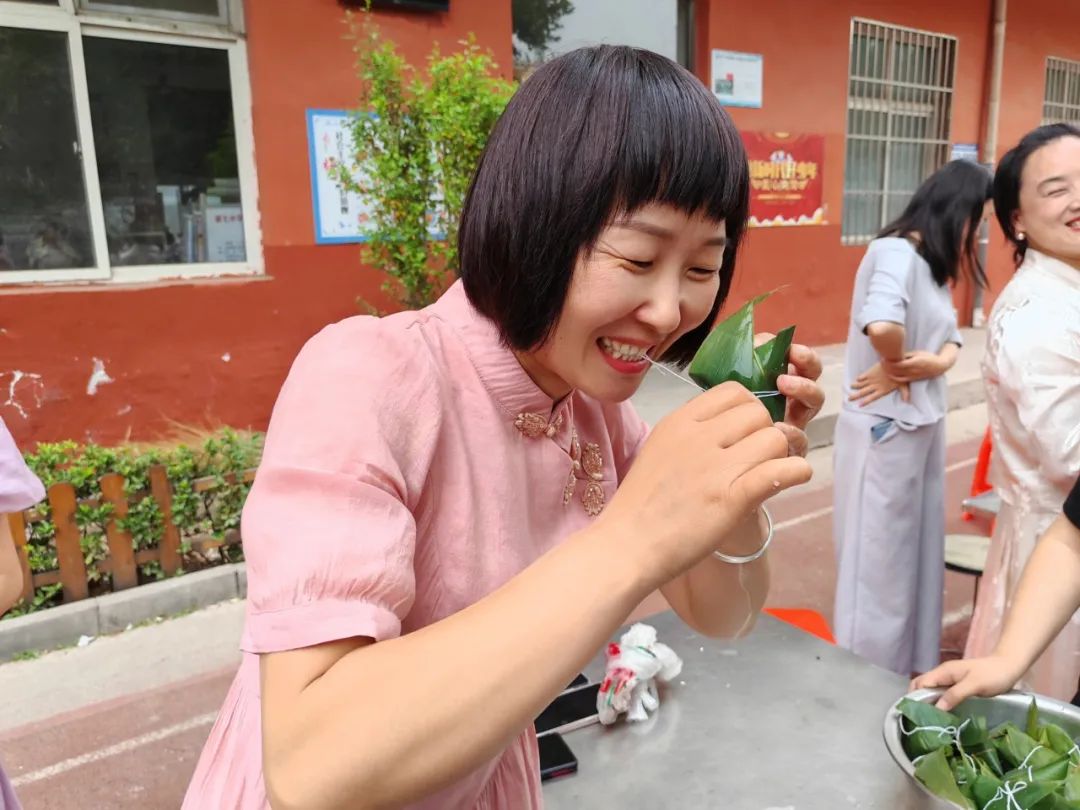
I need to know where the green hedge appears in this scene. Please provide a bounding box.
[7,429,263,618]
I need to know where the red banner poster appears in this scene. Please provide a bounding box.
[741,132,826,227]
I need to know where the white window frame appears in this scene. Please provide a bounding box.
[78,0,230,28]
[1043,56,1080,126]
[0,0,262,286]
[841,18,957,245]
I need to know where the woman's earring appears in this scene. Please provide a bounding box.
[1016,231,1026,241]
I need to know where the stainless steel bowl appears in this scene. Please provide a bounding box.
[883,688,1080,808]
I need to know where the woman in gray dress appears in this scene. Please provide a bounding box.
[833,160,992,676]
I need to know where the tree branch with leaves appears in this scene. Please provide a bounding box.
[512,0,575,62]
[329,10,514,312]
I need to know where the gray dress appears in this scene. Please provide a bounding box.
[832,237,962,675]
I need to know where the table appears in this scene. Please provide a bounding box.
[544,612,935,809]
[962,490,1002,520]
[944,532,992,613]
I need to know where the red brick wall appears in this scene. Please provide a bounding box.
[695,0,994,343]
[0,0,513,447]
[3,0,1074,447]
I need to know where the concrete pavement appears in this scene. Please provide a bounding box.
[0,600,243,734]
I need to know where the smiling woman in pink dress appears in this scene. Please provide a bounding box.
[0,416,47,810]
[964,124,1080,700]
[182,46,826,809]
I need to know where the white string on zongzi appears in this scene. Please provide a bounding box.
[899,716,971,742]
[985,780,1028,810]
[900,716,978,771]
[643,356,781,399]
[1016,744,1047,771]
[1015,744,1048,783]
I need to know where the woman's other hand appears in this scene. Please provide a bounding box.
[851,362,911,406]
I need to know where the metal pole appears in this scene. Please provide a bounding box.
[974,0,1007,327]
[982,0,1008,165]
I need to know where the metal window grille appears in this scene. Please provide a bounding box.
[842,19,957,244]
[1043,57,1080,125]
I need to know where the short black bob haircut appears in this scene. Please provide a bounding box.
[993,122,1080,266]
[877,159,992,289]
[458,45,750,367]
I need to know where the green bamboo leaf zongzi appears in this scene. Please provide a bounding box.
[1004,754,1072,785]
[1030,699,1043,739]
[1064,763,1080,802]
[995,725,1062,771]
[897,697,966,759]
[961,715,1005,778]
[752,326,796,422]
[915,747,976,809]
[1029,788,1080,810]
[972,769,1006,808]
[976,779,1059,810]
[903,700,1080,810]
[952,756,980,802]
[687,291,795,423]
[1043,723,1079,761]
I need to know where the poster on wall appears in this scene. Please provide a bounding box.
[710,50,763,108]
[306,109,375,244]
[306,108,445,244]
[742,132,826,227]
[950,143,980,162]
[205,205,246,261]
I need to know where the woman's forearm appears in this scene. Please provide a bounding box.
[866,322,906,362]
[660,508,768,638]
[937,341,960,371]
[263,523,654,810]
[0,516,25,615]
[994,515,1080,675]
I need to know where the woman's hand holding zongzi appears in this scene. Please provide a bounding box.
[911,655,1025,711]
[597,382,812,586]
[753,335,825,458]
[776,342,824,458]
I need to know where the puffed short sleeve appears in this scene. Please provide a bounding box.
[241,318,442,653]
[856,243,914,333]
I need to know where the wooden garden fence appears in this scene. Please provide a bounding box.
[5,465,256,605]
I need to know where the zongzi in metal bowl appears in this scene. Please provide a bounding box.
[884,688,1080,809]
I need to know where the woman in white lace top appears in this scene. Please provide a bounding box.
[965,123,1080,700]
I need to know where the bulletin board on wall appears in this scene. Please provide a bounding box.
[306,109,374,244]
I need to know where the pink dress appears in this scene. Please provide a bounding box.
[1,416,46,810]
[183,281,649,809]
[965,250,1080,699]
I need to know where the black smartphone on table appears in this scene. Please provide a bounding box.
[538,732,578,782]
[534,681,601,737]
